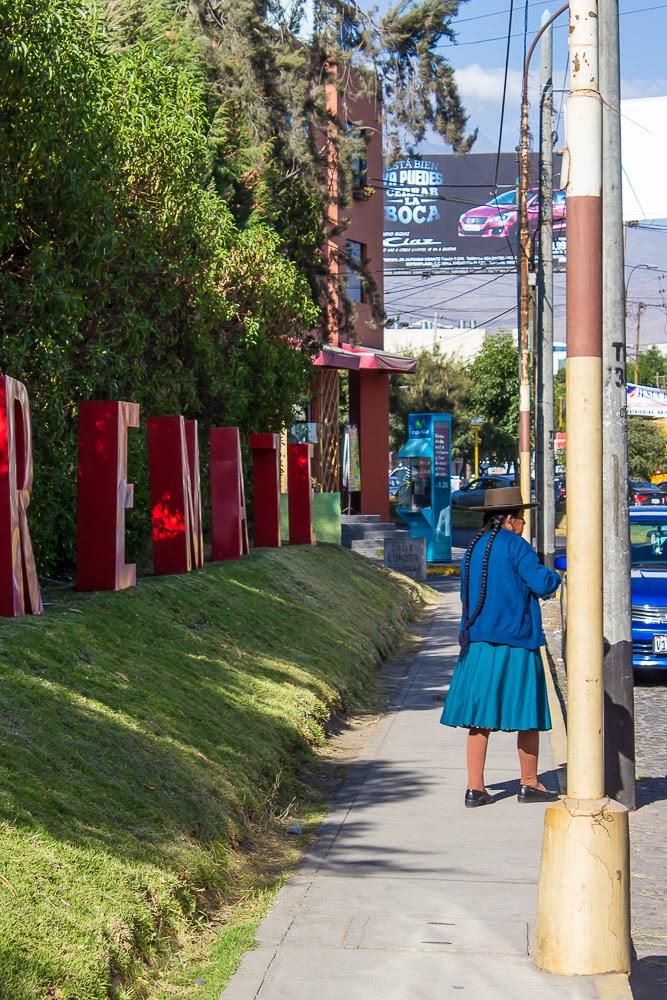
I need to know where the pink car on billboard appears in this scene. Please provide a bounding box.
[458,188,566,238]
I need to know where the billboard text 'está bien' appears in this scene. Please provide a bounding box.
[383,152,566,275]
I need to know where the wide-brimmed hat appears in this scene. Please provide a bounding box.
[464,486,538,512]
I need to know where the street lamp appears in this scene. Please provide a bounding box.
[470,417,483,477]
[624,263,657,384]
[518,2,568,540]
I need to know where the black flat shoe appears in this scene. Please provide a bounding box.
[517,784,560,803]
[465,789,495,808]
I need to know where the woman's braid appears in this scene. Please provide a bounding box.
[459,512,506,657]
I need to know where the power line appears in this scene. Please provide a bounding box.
[436,2,667,49]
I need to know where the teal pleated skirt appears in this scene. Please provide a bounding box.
[440,641,552,732]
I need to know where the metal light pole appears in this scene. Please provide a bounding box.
[626,265,657,383]
[471,417,483,477]
[535,12,555,569]
[535,0,631,975]
[518,3,568,540]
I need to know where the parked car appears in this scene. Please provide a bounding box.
[451,473,516,508]
[389,465,410,501]
[557,508,667,674]
[554,477,566,511]
[630,509,667,671]
[628,481,666,506]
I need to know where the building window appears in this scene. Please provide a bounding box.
[347,123,368,192]
[346,240,365,303]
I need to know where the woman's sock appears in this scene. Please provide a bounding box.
[466,728,490,791]
[517,730,543,789]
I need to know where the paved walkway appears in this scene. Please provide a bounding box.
[221,579,632,1000]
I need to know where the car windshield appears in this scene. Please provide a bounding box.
[630,519,667,566]
[489,190,517,207]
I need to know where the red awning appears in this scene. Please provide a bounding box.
[311,345,362,370]
[313,342,416,373]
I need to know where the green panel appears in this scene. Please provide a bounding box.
[280,493,342,544]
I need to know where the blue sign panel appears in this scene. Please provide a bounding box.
[396,413,452,563]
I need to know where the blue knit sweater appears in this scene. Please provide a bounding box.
[460,528,561,649]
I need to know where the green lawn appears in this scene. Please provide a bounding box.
[0,546,424,999]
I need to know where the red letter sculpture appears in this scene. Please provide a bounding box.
[210,427,249,560]
[148,416,204,575]
[249,433,281,548]
[76,401,140,592]
[287,443,316,545]
[0,376,43,616]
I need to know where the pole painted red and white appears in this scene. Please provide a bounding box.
[535,0,631,976]
[563,0,604,801]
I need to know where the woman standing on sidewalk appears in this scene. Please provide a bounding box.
[440,486,561,808]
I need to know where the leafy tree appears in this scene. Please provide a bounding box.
[631,345,667,388]
[104,0,475,338]
[467,332,519,470]
[388,348,472,459]
[335,0,477,161]
[0,0,318,571]
[554,366,566,431]
[627,416,667,480]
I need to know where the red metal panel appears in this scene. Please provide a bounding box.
[349,371,391,522]
[287,443,316,545]
[0,376,43,616]
[148,415,204,575]
[76,400,140,592]
[210,427,249,560]
[249,432,281,548]
[184,419,205,570]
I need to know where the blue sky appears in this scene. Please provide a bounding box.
[433,0,667,154]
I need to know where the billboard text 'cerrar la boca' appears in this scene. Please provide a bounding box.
[383,152,566,275]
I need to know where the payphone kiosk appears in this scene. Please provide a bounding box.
[396,412,452,563]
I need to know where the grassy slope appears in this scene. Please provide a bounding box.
[0,545,423,1000]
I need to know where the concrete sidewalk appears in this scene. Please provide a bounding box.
[221,578,632,1000]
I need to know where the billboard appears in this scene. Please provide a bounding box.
[620,97,667,222]
[383,152,566,275]
[627,383,667,418]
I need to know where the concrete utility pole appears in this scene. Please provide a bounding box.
[535,13,555,569]
[535,0,631,975]
[600,0,636,810]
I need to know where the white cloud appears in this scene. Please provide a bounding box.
[454,64,522,104]
[622,78,667,100]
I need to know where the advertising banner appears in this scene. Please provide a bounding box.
[627,383,667,418]
[342,424,361,491]
[383,152,566,275]
[620,97,667,223]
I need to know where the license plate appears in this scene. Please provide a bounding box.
[653,634,667,653]
[463,223,483,231]
[652,498,661,504]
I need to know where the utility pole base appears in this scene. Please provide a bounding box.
[534,797,631,974]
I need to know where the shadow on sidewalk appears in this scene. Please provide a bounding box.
[636,775,667,807]
[486,767,561,801]
[630,954,667,999]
